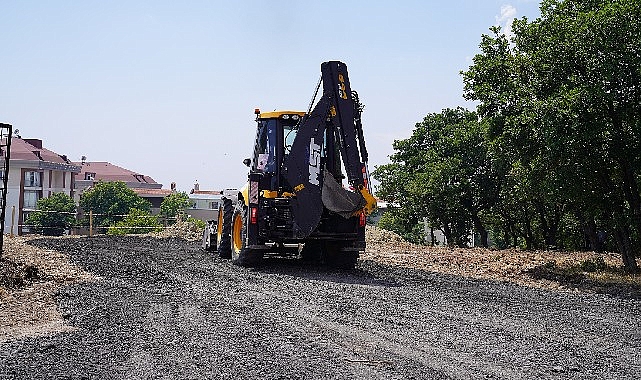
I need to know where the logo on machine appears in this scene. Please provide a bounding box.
[309,138,321,186]
[338,73,348,100]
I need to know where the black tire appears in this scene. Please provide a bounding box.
[202,224,215,252]
[231,204,263,267]
[323,242,359,270]
[216,198,233,259]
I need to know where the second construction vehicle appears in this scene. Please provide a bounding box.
[204,61,376,268]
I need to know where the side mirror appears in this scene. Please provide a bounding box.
[243,158,251,167]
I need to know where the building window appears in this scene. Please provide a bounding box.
[85,172,96,180]
[24,171,42,187]
[23,190,39,210]
[210,201,220,210]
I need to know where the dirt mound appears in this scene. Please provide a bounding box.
[0,258,39,290]
[1,236,95,341]
[365,225,406,243]
[153,219,203,241]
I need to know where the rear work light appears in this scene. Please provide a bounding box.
[250,207,258,224]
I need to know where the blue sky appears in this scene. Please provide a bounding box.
[0,1,541,192]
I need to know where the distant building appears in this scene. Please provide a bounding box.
[73,161,171,214]
[367,200,389,225]
[3,138,81,235]
[186,182,222,221]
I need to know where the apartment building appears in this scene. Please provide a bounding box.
[3,138,81,235]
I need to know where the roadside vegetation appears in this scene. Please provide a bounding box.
[24,192,76,236]
[159,192,191,224]
[17,180,205,238]
[373,0,641,273]
[79,181,152,227]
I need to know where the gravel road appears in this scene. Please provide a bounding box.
[1,235,640,379]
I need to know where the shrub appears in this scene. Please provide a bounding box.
[185,217,206,231]
[160,192,191,225]
[25,193,76,236]
[580,257,608,273]
[377,210,425,244]
[107,209,162,235]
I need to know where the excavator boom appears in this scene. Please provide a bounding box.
[283,61,375,238]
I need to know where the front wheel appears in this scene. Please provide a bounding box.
[231,205,263,267]
[202,223,215,252]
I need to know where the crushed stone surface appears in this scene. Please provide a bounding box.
[0,229,640,379]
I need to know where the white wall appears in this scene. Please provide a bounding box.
[3,166,24,235]
[2,165,77,235]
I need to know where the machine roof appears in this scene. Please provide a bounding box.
[258,110,305,119]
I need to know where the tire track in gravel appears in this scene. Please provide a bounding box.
[1,236,640,379]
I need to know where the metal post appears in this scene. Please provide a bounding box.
[0,123,12,257]
[89,210,93,237]
[10,205,15,237]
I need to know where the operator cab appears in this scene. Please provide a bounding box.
[252,110,306,192]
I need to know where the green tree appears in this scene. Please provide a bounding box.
[25,192,76,236]
[373,108,499,247]
[462,0,641,272]
[79,181,151,226]
[159,192,190,224]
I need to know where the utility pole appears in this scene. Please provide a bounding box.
[0,123,13,257]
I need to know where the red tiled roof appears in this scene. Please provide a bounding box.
[132,188,174,197]
[7,138,74,165]
[190,190,222,195]
[72,161,159,185]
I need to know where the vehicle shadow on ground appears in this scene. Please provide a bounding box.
[253,255,403,288]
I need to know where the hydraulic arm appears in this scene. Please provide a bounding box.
[283,61,376,238]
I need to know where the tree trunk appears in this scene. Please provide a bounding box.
[470,213,489,248]
[619,160,641,247]
[583,218,604,252]
[523,218,534,250]
[442,223,453,248]
[613,224,639,274]
[533,200,560,248]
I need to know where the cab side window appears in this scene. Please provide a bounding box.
[253,120,276,173]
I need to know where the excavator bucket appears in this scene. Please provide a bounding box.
[321,171,366,219]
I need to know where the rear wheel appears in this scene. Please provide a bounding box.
[231,205,263,266]
[216,198,233,259]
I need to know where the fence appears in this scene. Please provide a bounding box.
[10,206,183,237]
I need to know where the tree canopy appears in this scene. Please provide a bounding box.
[462,0,641,272]
[374,108,499,247]
[25,192,76,236]
[159,192,191,224]
[79,181,151,226]
[374,0,641,273]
